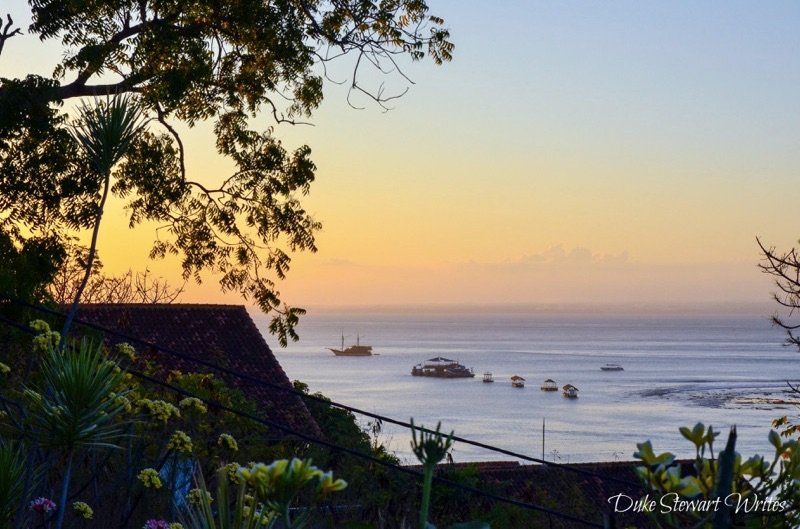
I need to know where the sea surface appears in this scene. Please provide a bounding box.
[251,307,800,465]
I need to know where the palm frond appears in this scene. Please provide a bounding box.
[71,94,147,177]
[28,338,130,451]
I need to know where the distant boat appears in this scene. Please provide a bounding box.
[562,384,579,398]
[601,364,624,371]
[411,357,474,378]
[511,375,525,388]
[482,372,494,383]
[329,334,373,356]
[540,379,558,391]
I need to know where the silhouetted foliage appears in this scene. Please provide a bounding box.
[0,0,453,344]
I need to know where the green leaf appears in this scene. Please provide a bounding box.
[768,429,783,451]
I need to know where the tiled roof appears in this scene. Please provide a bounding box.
[68,303,320,437]
[425,459,665,528]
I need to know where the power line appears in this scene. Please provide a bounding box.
[1,296,643,489]
[0,312,607,528]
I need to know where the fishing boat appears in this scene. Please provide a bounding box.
[540,379,558,391]
[411,357,474,378]
[511,375,525,388]
[600,364,623,371]
[562,384,579,398]
[329,334,373,356]
[482,372,494,383]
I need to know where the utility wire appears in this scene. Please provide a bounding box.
[0,313,606,528]
[2,295,642,489]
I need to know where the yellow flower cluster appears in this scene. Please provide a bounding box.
[137,399,181,423]
[179,397,207,414]
[137,468,162,489]
[108,392,133,413]
[30,319,60,353]
[115,342,137,361]
[236,458,347,497]
[217,433,238,451]
[223,463,241,483]
[0,362,10,375]
[167,430,193,454]
[186,488,213,506]
[72,501,93,520]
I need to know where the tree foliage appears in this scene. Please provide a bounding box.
[758,237,800,350]
[0,1,453,344]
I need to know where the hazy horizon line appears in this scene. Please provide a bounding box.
[292,300,779,315]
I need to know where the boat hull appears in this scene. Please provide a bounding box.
[411,366,474,378]
[329,346,373,356]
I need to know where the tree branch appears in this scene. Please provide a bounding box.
[0,14,22,59]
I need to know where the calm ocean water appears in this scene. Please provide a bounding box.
[251,307,800,465]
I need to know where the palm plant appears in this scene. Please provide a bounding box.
[27,338,130,529]
[0,441,25,529]
[61,94,147,343]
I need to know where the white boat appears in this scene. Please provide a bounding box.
[600,363,623,371]
[482,372,494,383]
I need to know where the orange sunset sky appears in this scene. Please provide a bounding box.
[3,1,800,308]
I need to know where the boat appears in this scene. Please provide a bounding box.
[562,384,579,398]
[411,357,475,378]
[511,375,525,388]
[540,379,558,391]
[329,334,373,356]
[482,372,494,383]
[600,364,623,371]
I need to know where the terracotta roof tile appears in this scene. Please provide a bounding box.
[69,303,320,437]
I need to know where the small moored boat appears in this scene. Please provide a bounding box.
[601,364,623,371]
[562,384,579,398]
[511,375,525,388]
[482,372,494,383]
[540,379,558,391]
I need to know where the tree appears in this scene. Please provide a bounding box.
[758,237,800,351]
[48,243,185,305]
[61,95,148,342]
[0,1,453,344]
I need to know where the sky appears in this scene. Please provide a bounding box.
[2,1,800,308]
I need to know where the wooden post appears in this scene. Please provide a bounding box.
[542,417,545,462]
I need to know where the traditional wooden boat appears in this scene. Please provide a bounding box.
[411,357,474,378]
[511,375,525,388]
[329,334,372,356]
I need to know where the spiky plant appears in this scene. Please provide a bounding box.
[0,441,25,529]
[61,94,147,342]
[27,338,130,529]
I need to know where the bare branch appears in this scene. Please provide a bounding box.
[0,14,22,59]
[155,104,186,182]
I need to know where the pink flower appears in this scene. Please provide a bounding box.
[29,497,57,514]
[143,520,169,529]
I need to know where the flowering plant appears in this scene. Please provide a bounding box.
[30,497,57,514]
[72,501,93,520]
[179,459,347,529]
